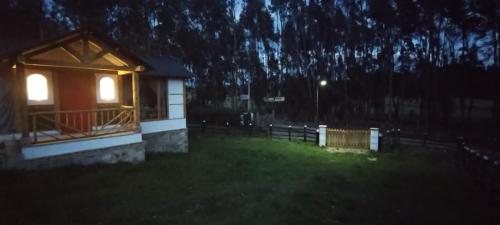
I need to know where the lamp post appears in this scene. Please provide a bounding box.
[316,80,327,123]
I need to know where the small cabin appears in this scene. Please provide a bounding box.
[0,29,193,169]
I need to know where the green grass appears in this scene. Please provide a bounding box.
[1,136,499,225]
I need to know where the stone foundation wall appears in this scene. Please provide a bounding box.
[3,142,145,170]
[143,129,188,153]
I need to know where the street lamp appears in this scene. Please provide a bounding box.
[316,79,327,123]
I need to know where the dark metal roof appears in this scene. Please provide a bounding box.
[138,54,194,78]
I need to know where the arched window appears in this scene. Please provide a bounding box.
[100,77,116,101]
[26,71,53,105]
[27,74,48,101]
[96,74,118,103]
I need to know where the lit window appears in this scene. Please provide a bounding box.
[26,71,54,105]
[96,74,118,103]
[100,77,116,101]
[27,74,48,101]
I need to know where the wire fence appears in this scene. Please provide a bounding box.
[188,121,319,143]
[268,124,318,142]
[455,137,500,204]
[188,122,267,137]
[380,128,457,150]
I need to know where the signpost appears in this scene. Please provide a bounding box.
[240,94,249,100]
[263,97,285,103]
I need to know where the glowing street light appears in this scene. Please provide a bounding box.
[316,79,327,123]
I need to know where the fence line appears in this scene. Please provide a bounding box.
[188,122,267,137]
[381,129,456,150]
[268,125,318,142]
[455,137,500,204]
[189,122,318,143]
[189,122,463,152]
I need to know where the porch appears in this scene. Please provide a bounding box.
[30,107,136,144]
[9,30,144,146]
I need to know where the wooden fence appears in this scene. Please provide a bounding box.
[327,128,370,149]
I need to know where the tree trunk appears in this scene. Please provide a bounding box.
[467,98,474,122]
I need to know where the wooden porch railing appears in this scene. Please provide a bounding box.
[30,107,136,144]
[327,128,371,149]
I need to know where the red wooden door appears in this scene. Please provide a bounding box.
[58,70,94,133]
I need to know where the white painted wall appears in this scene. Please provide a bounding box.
[168,79,185,119]
[168,79,184,94]
[169,105,184,119]
[140,118,186,135]
[168,95,184,104]
[22,133,143,160]
[0,134,20,142]
[0,130,60,142]
[370,128,379,152]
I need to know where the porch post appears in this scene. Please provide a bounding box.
[132,71,141,130]
[14,62,30,144]
[319,125,327,147]
[370,128,379,152]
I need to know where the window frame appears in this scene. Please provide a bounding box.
[26,69,54,106]
[95,73,119,104]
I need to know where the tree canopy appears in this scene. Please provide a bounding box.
[1,0,499,127]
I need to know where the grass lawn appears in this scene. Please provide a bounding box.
[1,135,499,225]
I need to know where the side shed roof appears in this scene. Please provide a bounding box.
[138,55,194,79]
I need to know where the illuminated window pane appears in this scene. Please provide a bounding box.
[27,74,48,101]
[99,77,116,101]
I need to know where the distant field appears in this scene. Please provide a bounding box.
[1,136,499,225]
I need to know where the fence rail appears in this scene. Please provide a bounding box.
[30,107,136,144]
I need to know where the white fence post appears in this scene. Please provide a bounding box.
[319,125,327,147]
[370,128,379,152]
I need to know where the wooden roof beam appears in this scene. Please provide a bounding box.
[24,59,136,72]
[87,36,134,67]
[82,36,90,63]
[88,50,109,64]
[61,46,84,63]
[23,35,82,58]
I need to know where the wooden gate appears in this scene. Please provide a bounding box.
[327,128,370,149]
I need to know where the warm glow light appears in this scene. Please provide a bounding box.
[99,77,116,101]
[320,80,327,86]
[27,74,48,101]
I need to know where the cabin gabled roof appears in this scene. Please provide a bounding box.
[0,28,194,79]
[0,29,147,71]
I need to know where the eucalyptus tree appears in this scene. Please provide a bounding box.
[0,0,59,44]
[53,0,118,31]
[240,0,275,107]
[475,0,500,122]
